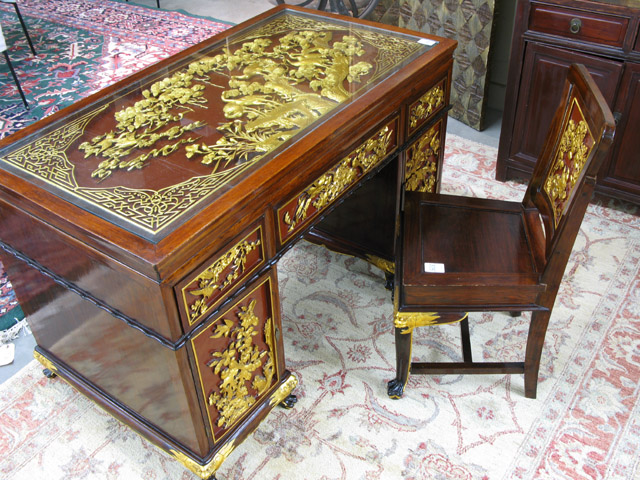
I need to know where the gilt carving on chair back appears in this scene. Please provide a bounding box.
[525,65,615,296]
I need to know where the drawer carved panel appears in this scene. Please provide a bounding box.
[404,119,444,193]
[407,79,446,136]
[277,117,399,245]
[190,274,280,442]
[179,225,266,327]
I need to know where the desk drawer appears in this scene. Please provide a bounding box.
[407,78,447,137]
[177,221,268,330]
[529,4,628,48]
[276,117,399,246]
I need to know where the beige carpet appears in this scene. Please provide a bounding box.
[1,134,639,479]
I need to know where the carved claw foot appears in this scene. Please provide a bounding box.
[43,368,57,378]
[280,394,297,409]
[387,379,405,399]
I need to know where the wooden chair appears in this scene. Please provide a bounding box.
[387,64,615,400]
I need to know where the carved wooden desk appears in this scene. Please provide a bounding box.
[0,6,455,478]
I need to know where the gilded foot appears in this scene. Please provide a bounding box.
[43,368,57,378]
[387,379,405,399]
[280,394,297,409]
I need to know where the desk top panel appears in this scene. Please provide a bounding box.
[0,9,433,242]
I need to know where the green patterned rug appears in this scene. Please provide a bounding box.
[0,0,231,139]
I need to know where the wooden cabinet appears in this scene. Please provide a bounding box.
[496,0,640,205]
[0,6,455,478]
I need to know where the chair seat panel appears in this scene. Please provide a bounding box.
[402,192,540,283]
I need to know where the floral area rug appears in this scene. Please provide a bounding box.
[1,134,639,479]
[0,0,230,139]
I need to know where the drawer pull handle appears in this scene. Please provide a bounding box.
[569,18,582,34]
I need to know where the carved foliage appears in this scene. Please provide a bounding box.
[182,228,264,325]
[280,122,395,240]
[206,298,276,430]
[405,122,441,193]
[543,99,594,226]
[409,83,445,132]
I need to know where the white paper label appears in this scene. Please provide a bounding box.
[418,38,437,46]
[424,262,445,273]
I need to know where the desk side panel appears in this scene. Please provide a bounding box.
[0,198,180,340]
[0,251,208,456]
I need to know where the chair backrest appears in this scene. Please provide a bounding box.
[523,64,615,289]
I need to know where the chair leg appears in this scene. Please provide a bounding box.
[387,327,411,398]
[3,51,29,109]
[523,310,551,399]
[460,316,472,363]
[12,3,36,56]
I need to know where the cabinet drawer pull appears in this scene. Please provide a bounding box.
[569,18,582,34]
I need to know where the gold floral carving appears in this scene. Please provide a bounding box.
[79,31,373,180]
[405,124,440,193]
[544,99,593,226]
[2,14,424,236]
[283,124,394,234]
[269,374,299,407]
[185,237,262,324]
[170,440,235,479]
[409,84,445,130]
[207,299,276,429]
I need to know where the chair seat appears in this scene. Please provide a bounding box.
[399,191,547,311]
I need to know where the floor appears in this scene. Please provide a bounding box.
[0,0,502,384]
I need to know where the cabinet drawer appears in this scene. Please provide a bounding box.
[529,4,629,48]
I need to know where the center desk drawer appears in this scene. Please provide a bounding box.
[276,117,399,247]
[176,219,272,332]
[529,3,629,48]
